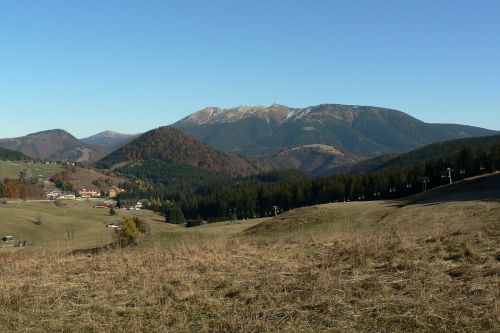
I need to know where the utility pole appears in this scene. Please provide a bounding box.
[421,177,429,191]
[228,207,236,223]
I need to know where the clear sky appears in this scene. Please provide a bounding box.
[0,0,499,138]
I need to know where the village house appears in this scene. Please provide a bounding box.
[108,186,126,198]
[45,189,62,200]
[78,188,101,198]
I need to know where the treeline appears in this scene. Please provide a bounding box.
[374,135,500,170]
[0,147,31,161]
[119,144,500,222]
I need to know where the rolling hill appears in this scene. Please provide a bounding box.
[0,129,107,162]
[1,172,498,332]
[174,104,497,174]
[96,126,270,178]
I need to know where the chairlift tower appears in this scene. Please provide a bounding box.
[442,167,453,184]
[421,177,429,191]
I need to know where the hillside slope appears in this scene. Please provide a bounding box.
[96,126,269,177]
[0,129,107,162]
[262,144,363,176]
[0,174,498,332]
[372,134,500,171]
[174,104,497,174]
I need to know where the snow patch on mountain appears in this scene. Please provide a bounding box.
[284,107,313,122]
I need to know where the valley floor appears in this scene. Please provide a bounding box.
[0,175,499,332]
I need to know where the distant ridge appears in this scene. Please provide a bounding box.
[0,129,106,162]
[174,103,497,174]
[81,130,139,152]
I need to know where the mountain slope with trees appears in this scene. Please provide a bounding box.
[119,135,500,222]
[174,104,497,174]
[96,126,270,179]
[0,146,31,161]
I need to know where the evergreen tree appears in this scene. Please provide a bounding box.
[164,205,186,224]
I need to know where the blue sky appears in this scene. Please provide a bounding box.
[0,0,499,138]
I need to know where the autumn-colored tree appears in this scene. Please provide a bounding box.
[3,181,19,198]
[114,216,141,247]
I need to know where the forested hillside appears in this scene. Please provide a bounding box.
[174,104,497,174]
[96,127,270,189]
[118,137,500,221]
[0,147,30,161]
[372,134,500,170]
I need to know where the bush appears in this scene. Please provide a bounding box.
[32,213,43,225]
[109,207,117,216]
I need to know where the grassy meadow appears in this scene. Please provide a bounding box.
[0,174,499,332]
[0,200,170,252]
[0,160,62,181]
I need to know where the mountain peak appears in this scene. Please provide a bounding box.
[25,129,76,139]
[173,103,497,174]
[95,130,121,136]
[177,104,295,126]
[0,129,92,160]
[81,131,139,152]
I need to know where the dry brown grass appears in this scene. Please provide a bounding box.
[0,195,499,331]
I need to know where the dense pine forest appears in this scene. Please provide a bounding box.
[0,147,30,161]
[116,136,500,223]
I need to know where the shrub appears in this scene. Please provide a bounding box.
[132,216,150,234]
[32,213,43,225]
[114,216,140,247]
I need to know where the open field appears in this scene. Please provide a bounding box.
[70,167,125,191]
[0,174,499,332]
[0,200,170,252]
[0,160,62,181]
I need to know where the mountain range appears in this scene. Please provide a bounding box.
[0,129,136,163]
[174,104,497,175]
[0,129,106,162]
[0,103,497,175]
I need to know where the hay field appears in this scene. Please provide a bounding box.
[0,174,499,332]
